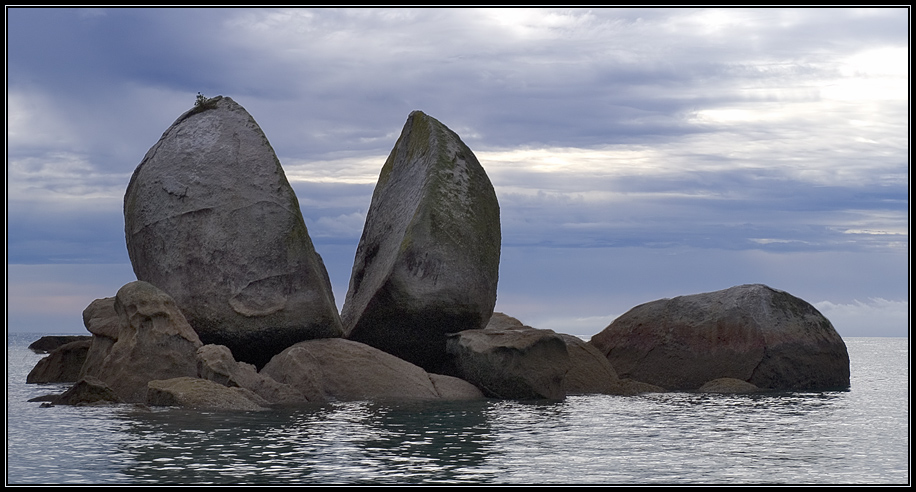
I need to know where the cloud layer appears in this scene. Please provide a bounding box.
[6,7,908,336]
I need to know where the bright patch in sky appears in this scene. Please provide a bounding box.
[6,7,908,336]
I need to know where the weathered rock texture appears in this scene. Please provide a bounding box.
[482,313,664,396]
[147,377,270,411]
[196,344,313,406]
[261,338,484,402]
[698,378,760,394]
[32,376,123,406]
[28,335,92,354]
[92,281,203,403]
[589,284,850,391]
[124,95,342,368]
[26,339,91,384]
[79,297,120,380]
[340,111,501,374]
[447,328,570,400]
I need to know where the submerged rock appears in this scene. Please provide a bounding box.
[124,95,342,368]
[29,376,123,406]
[341,111,501,374]
[147,377,270,411]
[589,284,850,391]
[698,378,761,394]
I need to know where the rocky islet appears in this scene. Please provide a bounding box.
[27,96,851,409]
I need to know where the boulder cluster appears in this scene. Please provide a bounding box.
[27,96,851,410]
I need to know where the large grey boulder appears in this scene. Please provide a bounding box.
[340,111,501,374]
[92,281,204,403]
[446,328,570,400]
[589,284,850,391]
[124,95,342,368]
[261,338,484,402]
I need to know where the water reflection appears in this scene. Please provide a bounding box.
[115,399,501,484]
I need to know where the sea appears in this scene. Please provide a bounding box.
[5,333,910,486]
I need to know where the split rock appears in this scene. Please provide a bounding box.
[124,95,342,368]
[340,111,500,374]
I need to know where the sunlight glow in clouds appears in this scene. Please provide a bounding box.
[6,7,907,336]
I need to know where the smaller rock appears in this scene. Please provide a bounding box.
[80,297,120,380]
[262,338,465,402]
[484,312,526,330]
[28,335,92,354]
[196,344,314,406]
[429,374,486,400]
[147,377,270,411]
[616,379,667,395]
[698,378,760,394]
[447,328,570,400]
[28,376,123,406]
[26,339,91,384]
[92,281,203,403]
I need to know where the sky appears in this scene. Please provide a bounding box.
[6,7,910,338]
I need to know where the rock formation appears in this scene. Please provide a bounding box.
[698,378,760,394]
[477,313,665,397]
[147,377,270,411]
[28,376,123,406]
[79,297,119,380]
[92,281,203,403]
[124,95,341,368]
[196,344,313,406]
[261,338,485,402]
[446,327,570,400]
[26,339,91,384]
[28,335,91,354]
[589,284,850,391]
[340,111,501,374]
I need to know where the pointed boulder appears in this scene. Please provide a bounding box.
[340,111,501,374]
[124,96,343,368]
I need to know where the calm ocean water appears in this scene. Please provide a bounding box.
[6,333,910,485]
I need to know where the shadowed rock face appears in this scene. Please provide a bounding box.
[446,328,569,400]
[124,96,342,368]
[589,284,850,391]
[340,111,501,374]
